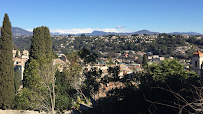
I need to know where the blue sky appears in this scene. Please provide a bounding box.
[0,0,203,34]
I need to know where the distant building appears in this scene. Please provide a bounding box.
[169,57,174,59]
[146,52,153,55]
[22,49,29,59]
[13,58,28,81]
[53,58,67,72]
[147,56,152,60]
[159,57,165,61]
[12,49,21,58]
[192,50,203,76]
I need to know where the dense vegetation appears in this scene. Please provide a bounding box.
[13,36,31,50]
[97,59,200,114]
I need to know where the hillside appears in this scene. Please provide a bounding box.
[0,27,33,36]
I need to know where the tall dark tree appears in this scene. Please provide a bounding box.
[29,26,52,61]
[19,26,54,111]
[29,27,46,60]
[142,54,148,68]
[24,26,52,89]
[0,14,15,109]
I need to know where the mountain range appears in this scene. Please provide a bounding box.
[53,30,202,36]
[0,27,33,36]
[0,27,202,36]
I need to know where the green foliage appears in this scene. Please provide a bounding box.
[142,59,199,84]
[29,26,53,61]
[107,66,120,81]
[29,27,46,60]
[97,59,200,114]
[14,88,35,110]
[24,59,41,89]
[12,36,31,50]
[55,94,70,112]
[18,62,57,112]
[14,71,21,94]
[107,56,114,65]
[83,68,101,94]
[0,13,15,109]
[53,49,58,59]
[43,26,52,59]
[78,48,98,65]
[24,26,53,89]
[54,52,82,113]
[98,86,140,114]
[18,26,56,112]
[55,70,77,99]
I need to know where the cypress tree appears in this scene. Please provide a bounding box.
[142,54,148,68]
[0,14,15,109]
[29,26,53,61]
[29,27,46,60]
[15,50,18,58]
[22,26,54,110]
[43,26,52,60]
[24,26,53,89]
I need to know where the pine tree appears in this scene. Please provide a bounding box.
[0,14,15,109]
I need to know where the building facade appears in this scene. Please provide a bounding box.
[192,50,203,76]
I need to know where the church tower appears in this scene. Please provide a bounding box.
[192,50,203,76]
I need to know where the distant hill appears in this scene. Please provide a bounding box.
[11,27,33,35]
[0,27,33,36]
[79,30,160,36]
[133,30,160,35]
[168,32,201,35]
[78,30,202,36]
[84,31,115,35]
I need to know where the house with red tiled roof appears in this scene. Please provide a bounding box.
[192,50,203,76]
[124,53,128,57]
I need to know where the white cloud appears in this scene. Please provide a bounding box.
[50,28,94,34]
[94,28,119,33]
[25,29,33,32]
[26,28,130,34]
[116,25,126,29]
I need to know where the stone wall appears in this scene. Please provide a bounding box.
[0,110,71,114]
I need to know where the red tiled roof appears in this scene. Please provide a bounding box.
[193,50,203,57]
[134,66,140,69]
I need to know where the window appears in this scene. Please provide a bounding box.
[195,61,197,68]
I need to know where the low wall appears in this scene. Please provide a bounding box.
[0,110,71,114]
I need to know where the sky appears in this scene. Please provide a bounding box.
[0,0,203,34]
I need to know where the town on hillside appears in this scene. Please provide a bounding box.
[0,14,203,114]
[13,35,203,98]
